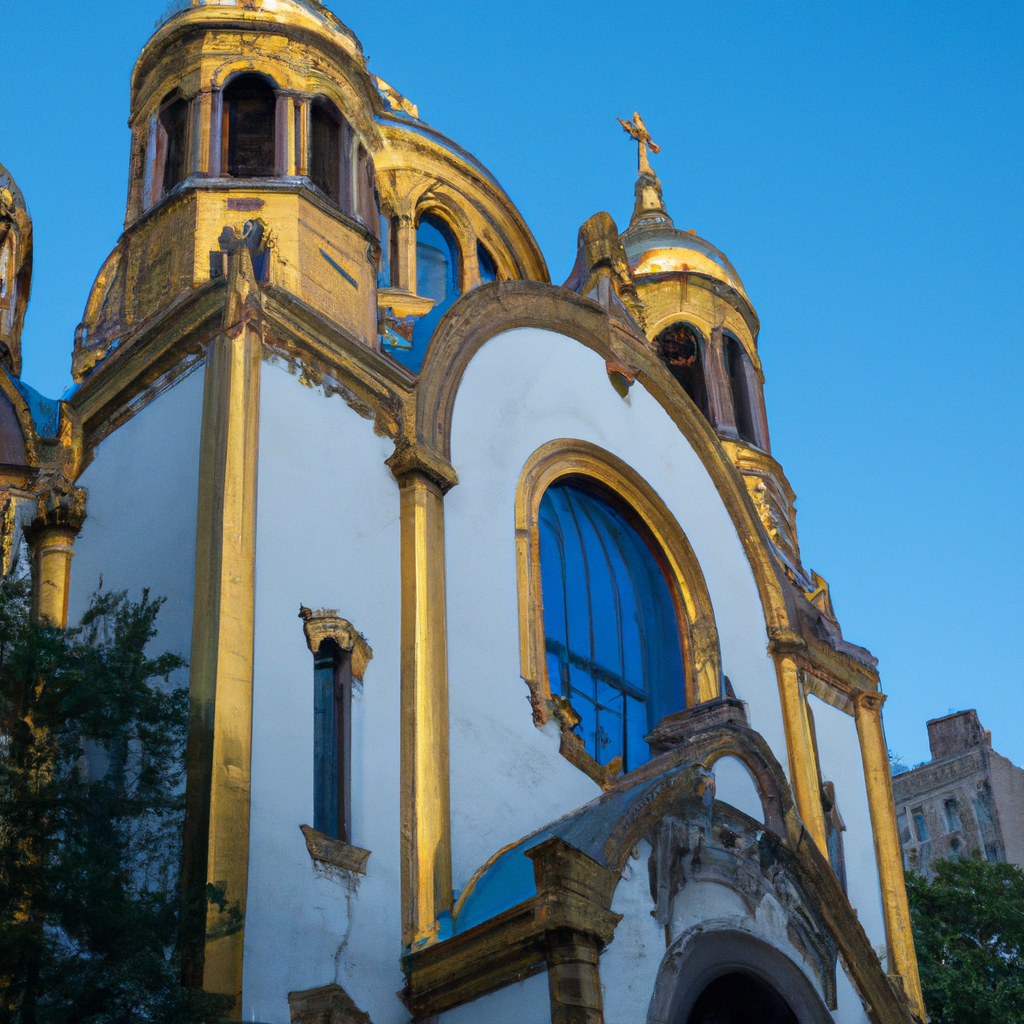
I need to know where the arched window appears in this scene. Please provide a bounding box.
[222,74,276,178]
[724,334,756,444]
[389,212,462,373]
[538,481,685,773]
[477,242,498,284]
[159,94,190,194]
[655,322,709,421]
[310,98,342,203]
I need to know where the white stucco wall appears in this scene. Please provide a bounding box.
[600,840,664,1024]
[808,694,887,958]
[445,328,785,888]
[68,368,204,673]
[242,361,404,1024]
[437,971,550,1024]
[714,755,765,823]
[833,965,872,1024]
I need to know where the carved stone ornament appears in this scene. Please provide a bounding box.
[298,605,373,682]
[27,474,87,536]
[299,824,370,877]
[288,982,372,1024]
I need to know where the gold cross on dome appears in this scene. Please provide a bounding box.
[618,111,661,176]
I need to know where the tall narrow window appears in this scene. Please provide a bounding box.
[160,95,190,194]
[313,639,351,842]
[223,74,276,178]
[944,798,962,832]
[538,481,685,773]
[310,99,341,203]
[655,322,709,422]
[724,334,757,444]
[821,781,848,892]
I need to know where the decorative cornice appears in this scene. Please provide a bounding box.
[298,606,373,681]
[386,439,459,494]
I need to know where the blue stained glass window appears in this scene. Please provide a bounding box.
[313,640,351,841]
[538,481,686,772]
[386,213,461,373]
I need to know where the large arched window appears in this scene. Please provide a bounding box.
[655,322,709,421]
[538,480,686,773]
[724,334,756,445]
[222,74,276,178]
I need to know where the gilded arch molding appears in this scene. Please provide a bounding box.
[413,280,790,637]
[514,438,722,732]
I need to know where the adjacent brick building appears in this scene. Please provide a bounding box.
[893,710,1024,876]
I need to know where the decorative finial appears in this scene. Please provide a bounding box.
[618,112,661,177]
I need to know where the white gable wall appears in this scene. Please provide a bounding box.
[445,327,786,888]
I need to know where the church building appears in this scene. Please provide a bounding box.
[0,2,924,1022]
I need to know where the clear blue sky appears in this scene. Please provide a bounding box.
[4,1,1022,767]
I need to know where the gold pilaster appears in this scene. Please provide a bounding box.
[388,443,456,948]
[770,637,828,855]
[854,691,925,1019]
[25,480,86,627]
[180,246,262,1013]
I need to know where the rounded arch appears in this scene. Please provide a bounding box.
[414,280,791,636]
[414,195,473,291]
[650,929,834,1024]
[653,320,710,422]
[515,438,722,721]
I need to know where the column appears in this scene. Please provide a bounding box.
[387,442,457,948]
[526,836,621,1024]
[854,691,925,1019]
[703,327,736,435]
[209,89,223,177]
[769,635,828,854]
[194,90,212,178]
[394,212,416,293]
[179,245,262,1015]
[25,481,86,627]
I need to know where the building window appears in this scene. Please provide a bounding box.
[313,639,352,842]
[723,334,757,445]
[912,807,929,842]
[655,322,709,421]
[223,74,276,178]
[538,480,686,773]
[477,242,498,284]
[310,99,342,203]
[159,94,190,194]
[944,798,962,832]
[387,212,462,373]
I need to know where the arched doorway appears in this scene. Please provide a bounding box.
[685,971,798,1024]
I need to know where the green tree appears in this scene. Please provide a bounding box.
[907,855,1024,1024]
[0,574,230,1023]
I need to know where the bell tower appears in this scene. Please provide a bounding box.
[73,0,384,385]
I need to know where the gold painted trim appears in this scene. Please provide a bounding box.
[854,692,925,1020]
[514,438,721,736]
[179,248,261,1013]
[393,466,453,949]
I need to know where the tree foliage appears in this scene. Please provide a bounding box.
[907,855,1024,1024]
[0,575,230,1023]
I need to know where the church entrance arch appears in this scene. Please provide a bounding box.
[685,972,797,1024]
[652,929,834,1024]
